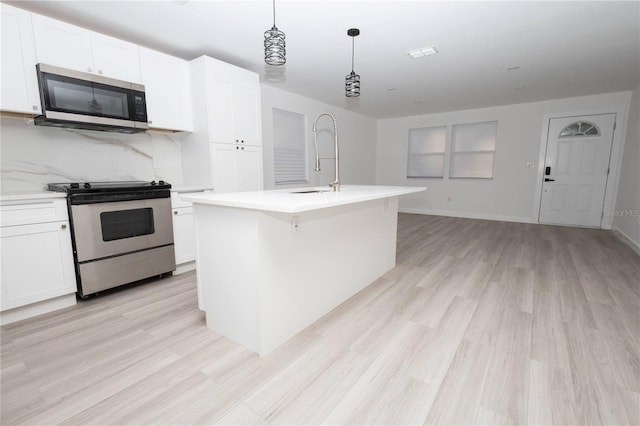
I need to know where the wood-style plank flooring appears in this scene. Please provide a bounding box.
[1,214,639,425]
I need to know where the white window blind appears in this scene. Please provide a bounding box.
[450,121,497,179]
[407,126,446,178]
[273,108,308,184]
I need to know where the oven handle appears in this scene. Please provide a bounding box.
[69,189,170,205]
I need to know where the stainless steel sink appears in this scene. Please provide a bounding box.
[290,189,331,194]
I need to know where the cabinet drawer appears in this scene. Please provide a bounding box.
[173,206,194,216]
[171,192,193,209]
[0,199,68,226]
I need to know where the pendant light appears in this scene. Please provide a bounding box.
[264,0,286,65]
[345,28,360,97]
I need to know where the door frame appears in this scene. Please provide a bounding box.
[534,105,630,229]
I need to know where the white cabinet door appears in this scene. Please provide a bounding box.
[32,14,93,73]
[210,143,263,193]
[1,4,41,114]
[236,146,263,192]
[32,13,140,83]
[204,58,262,146]
[233,83,261,146]
[172,207,196,264]
[211,143,238,193]
[139,47,193,131]
[207,78,234,143]
[1,221,76,310]
[90,32,141,83]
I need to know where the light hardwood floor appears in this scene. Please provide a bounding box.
[1,214,639,425]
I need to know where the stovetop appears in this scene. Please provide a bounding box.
[48,180,171,194]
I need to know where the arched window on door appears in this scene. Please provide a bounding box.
[559,121,601,137]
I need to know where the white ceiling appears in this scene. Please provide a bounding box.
[10,0,640,119]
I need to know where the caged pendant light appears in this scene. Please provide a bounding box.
[345,28,360,97]
[264,0,286,65]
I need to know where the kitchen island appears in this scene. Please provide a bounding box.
[182,185,426,356]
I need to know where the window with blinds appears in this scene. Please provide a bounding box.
[407,126,446,178]
[449,121,497,179]
[273,108,308,184]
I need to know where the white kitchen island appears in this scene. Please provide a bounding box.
[182,185,426,356]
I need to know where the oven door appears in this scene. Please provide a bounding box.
[70,198,173,262]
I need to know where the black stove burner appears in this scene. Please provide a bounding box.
[48,180,172,204]
[48,180,171,194]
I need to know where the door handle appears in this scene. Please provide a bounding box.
[545,178,555,182]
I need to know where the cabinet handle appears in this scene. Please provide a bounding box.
[241,147,244,150]
[174,211,178,215]
[236,139,239,143]
[61,224,67,229]
[241,140,244,144]
[236,146,239,150]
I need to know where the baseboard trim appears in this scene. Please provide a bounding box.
[398,207,536,224]
[175,261,196,275]
[612,227,640,256]
[0,293,76,325]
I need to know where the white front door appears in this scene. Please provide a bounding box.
[539,113,616,227]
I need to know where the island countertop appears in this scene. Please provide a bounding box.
[180,185,426,213]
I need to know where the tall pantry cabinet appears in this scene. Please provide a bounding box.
[182,56,263,192]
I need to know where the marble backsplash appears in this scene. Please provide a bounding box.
[0,116,184,192]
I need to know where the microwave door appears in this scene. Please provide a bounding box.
[43,74,130,119]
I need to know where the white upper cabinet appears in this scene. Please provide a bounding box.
[205,58,262,147]
[89,32,142,83]
[139,47,193,132]
[32,14,141,83]
[0,4,41,114]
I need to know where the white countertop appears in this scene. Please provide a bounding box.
[181,185,426,213]
[0,191,67,202]
[170,186,214,194]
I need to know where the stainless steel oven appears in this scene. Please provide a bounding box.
[48,181,175,297]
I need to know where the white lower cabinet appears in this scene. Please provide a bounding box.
[171,193,196,273]
[0,198,77,322]
[211,143,263,193]
[173,207,195,265]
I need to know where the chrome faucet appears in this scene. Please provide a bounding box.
[312,112,340,191]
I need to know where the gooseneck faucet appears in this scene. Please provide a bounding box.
[312,112,340,191]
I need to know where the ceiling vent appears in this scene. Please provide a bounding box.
[407,46,438,59]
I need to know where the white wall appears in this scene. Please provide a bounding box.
[260,84,377,190]
[0,116,184,192]
[376,91,633,224]
[612,85,640,253]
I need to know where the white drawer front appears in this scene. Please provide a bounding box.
[0,199,68,227]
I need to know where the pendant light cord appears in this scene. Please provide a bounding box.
[272,0,276,27]
[351,36,355,72]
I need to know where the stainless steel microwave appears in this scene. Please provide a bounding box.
[35,63,149,133]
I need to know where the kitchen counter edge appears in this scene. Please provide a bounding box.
[181,185,426,214]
